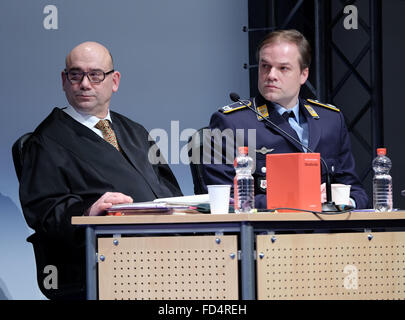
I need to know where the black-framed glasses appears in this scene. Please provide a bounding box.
[64,69,114,84]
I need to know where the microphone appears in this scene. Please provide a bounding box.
[229,92,339,213]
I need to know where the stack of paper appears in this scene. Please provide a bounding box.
[153,194,209,206]
[107,195,209,215]
[107,202,173,215]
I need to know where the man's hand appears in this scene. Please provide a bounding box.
[86,192,133,216]
[321,183,327,203]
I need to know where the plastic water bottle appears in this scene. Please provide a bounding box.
[234,146,255,213]
[372,148,393,212]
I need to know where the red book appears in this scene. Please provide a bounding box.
[266,153,321,212]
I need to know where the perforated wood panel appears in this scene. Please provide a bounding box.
[256,232,405,300]
[98,235,238,300]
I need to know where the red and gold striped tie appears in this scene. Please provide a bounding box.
[95,120,121,152]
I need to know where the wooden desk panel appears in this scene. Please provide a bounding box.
[256,232,405,300]
[97,235,238,300]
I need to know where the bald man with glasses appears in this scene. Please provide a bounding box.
[18,42,182,299]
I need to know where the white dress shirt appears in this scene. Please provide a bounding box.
[273,101,309,151]
[63,105,112,139]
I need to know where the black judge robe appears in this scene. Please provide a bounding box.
[19,107,183,299]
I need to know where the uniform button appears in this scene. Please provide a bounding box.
[261,167,266,174]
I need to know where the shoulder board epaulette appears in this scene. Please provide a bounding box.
[306,99,340,112]
[219,101,252,114]
[303,104,320,119]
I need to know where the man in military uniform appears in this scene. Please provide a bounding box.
[199,29,369,209]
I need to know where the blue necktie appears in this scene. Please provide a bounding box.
[282,111,295,122]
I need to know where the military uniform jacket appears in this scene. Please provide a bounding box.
[19,107,182,298]
[200,94,369,210]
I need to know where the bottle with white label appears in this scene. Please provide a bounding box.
[372,148,393,212]
[234,146,255,213]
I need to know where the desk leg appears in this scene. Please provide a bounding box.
[85,226,97,300]
[240,222,255,300]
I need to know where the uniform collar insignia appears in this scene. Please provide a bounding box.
[253,98,269,121]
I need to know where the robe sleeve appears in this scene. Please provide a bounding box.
[19,135,97,244]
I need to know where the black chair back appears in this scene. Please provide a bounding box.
[188,127,209,195]
[12,133,32,181]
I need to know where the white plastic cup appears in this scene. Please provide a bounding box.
[331,184,351,205]
[207,185,231,214]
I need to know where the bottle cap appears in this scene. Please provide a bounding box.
[377,148,386,156]
[238,146,248,155]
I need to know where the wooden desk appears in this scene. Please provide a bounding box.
[72,211,405,300]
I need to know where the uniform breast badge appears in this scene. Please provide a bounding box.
[259,179,267,190]
[255,147,274,155]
